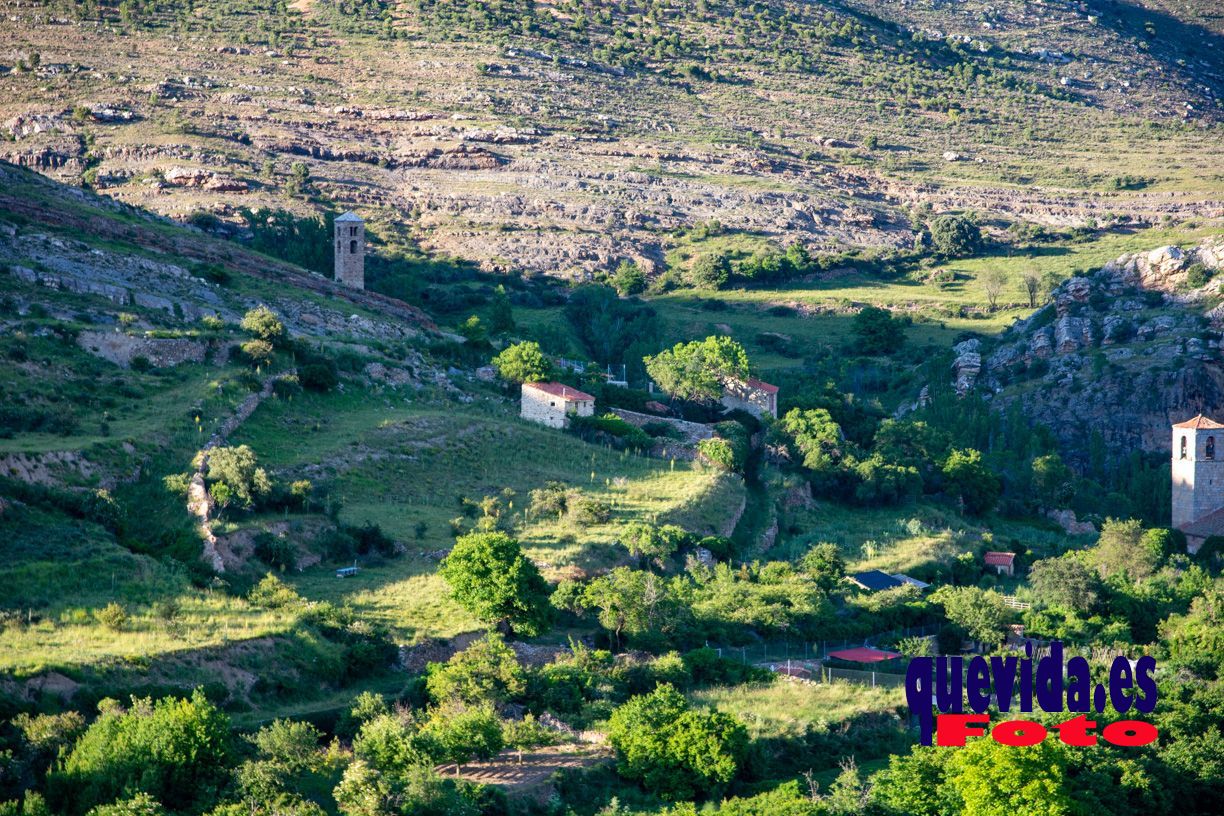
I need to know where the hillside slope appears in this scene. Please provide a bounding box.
[950,236,1224,463]
[0,0,1220,278]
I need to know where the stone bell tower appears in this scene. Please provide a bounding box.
[334,211,365,289]
[1171,414,1224,530]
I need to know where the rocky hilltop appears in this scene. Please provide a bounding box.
[0,0,1221,278]
[951,238,1224,462]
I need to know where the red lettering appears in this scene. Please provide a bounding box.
[1102,720,1159,747]
[992,719,1048,747]
[936,713,990,747]
[1055,714,1098,746]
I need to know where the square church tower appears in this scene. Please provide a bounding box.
[334,211,365,290]
[1171,414,1224,530]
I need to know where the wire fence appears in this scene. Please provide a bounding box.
[702,623,941,670]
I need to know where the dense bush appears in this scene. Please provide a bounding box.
[47,690,232,815]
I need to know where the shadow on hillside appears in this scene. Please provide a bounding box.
[1095,1,1224,84]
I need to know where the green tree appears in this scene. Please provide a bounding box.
[606,684,747,801]
[612,260,647,295]
[425,633,526,707]
[352,714,426,778]
[931,586,1010,645]
[458,316,487,343]
[333,760,477,816]
[48,690,231,815]
[490,341,551,383]
[85,794,166,816]
[686,253,731,289]
[644,336,750,403]
[1031,453,1074,508]
[1091,518,1160,580]
[620,522,687,568]
[1028,555,1099,613]
[799,542,846,593]
[488,285,515,334]
[200,445,273,509]
[929,214,983,258]
[565,567,688,650]
[781,408,844,472]
[240,305,286,345]
[944,739,1072,816]
[941,448,1001,516]
[440,532,552,637]
[419,706,504,775]
[851,306,907,355]
[871,745,954,816]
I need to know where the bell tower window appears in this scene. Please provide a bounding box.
[1181,436,1188,459]
[1208,437,1216,460]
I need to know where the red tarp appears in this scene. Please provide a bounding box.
[826,647,901,663]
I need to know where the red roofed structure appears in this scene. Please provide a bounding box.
[521,381,596,429]
[1172,414,1224,430]
[826,646,901,664]
[720,376,779,419]
[984,550,1016,576]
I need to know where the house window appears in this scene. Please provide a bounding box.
[350,240,358,254]
[1208,437,1216,460]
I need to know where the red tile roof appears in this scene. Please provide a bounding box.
[826,647,901,664]
[984,551,1016,566]
[1173,414,1224,429]
[524,381,595,402]
[745,377,779,394]
[1178,506,1224,539]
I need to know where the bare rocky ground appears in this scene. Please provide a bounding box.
[0,0,1221,279]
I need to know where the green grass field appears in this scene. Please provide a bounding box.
[516,224,1224,374]
[231,388,743,641]
[692,678,905,739]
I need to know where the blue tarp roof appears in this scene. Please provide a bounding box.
[850,569,904,592]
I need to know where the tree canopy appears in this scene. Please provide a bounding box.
[440,532,552,637]
[644,336,750,403]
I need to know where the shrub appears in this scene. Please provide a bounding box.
[248,574,303,609]
[686,253,731,289]
[570,414,653,451]
[298,359,339,392]
[570,496,612,527]
[606,684,747,800]
[47,689,231,815]
[240,306,285,345]
[254,531,296,571]
[96,603,128,632]
[929,214,983,257]
[697,437,737,471]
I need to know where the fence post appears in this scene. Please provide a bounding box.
[872,672,876,688]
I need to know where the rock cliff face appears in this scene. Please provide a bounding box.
[950,238,1224,465]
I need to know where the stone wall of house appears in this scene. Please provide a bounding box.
[521,385,569,428]
[720,384,776,419]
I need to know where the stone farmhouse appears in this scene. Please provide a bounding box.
[720,377,779,419]
[1171,413,1224,553]
[520,381,595,429]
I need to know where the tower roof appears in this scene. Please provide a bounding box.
[335,211,363,222]
[1172,414,1224,430]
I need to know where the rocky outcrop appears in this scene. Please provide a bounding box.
[942,238,1224,467]
[77,330,211,368]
